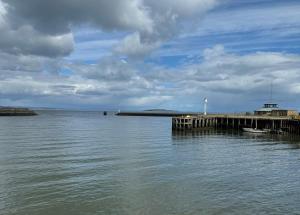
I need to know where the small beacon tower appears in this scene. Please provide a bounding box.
[204,97,208,116]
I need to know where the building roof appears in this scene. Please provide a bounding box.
[255,103,297,113]
[255,108,297,112]
[255,103,279,112]
[255,108,278,112]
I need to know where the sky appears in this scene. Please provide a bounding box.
[0,0,300,112]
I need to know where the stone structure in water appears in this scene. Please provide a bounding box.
[0,107,37,116]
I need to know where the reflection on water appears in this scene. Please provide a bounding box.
[1,111,300,215]
[172,128,300,148]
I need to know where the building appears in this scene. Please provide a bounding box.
[254,103,278,116]
[254,103,298,117]
[271,109,298,117]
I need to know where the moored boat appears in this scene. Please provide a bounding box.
[242,128,269,133]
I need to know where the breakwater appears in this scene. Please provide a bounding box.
[0,107,37,116]
[116,110,199,117]
[172,114,300,135]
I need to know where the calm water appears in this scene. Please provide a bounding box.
[1,111,300,215]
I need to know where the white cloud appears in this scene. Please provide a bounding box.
[114,0,218,57]
[2,45,300,111]
[0,0,6,25]
[114,32,161,58]
[203,44,225,60]
[0,52,61,73]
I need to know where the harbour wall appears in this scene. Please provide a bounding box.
[116,111,200,117]
[0,107,37,116]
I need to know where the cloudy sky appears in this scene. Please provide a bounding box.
[0,0,300,112]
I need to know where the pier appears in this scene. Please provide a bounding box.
[172,114,300,135]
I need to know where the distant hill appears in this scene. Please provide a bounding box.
[144,109,178,112]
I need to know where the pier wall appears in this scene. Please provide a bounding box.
[172,115,300,135]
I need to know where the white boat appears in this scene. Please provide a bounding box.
[242,128,269,133]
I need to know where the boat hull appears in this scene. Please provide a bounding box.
[242,128,268,133]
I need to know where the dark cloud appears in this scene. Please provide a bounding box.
[3,0,152,35]
[0,0,217,58]
[0,1,74,57]
[0,25,73,57]
[0,0,152,57]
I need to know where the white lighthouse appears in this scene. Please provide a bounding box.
[204,97,208,115]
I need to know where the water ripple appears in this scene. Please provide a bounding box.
[1,111,300,214]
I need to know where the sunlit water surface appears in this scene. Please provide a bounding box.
[1,111,300,215]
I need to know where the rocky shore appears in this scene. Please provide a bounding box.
[0,107,37,116]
